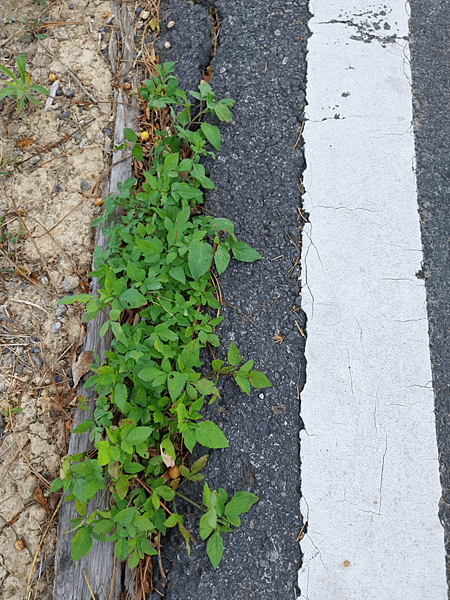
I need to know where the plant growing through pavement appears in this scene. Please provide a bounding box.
[51,63,270,570]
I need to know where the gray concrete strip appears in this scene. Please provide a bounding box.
[299,1,446,597]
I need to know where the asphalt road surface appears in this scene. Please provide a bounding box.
[149,1,450,598]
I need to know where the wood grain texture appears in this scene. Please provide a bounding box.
[53,2,140,598]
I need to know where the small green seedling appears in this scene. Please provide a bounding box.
[0,55,48,117]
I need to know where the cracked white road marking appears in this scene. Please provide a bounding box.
[299,1,447,598]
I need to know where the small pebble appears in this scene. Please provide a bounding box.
[30,347,40,354]
[27,189,33,194]
[102,127,112,135]
[15,364,24,375]
[64,275,79,292]
[51,322,61,334]
[135,6,143,17]
[54,184,62,192]
[55,89,63,96]
[55,305,67,317]
[63,87,75,98]
[60,110,71,120]
[79,107,83,113]
[2,348,10,355]
[80,180,90,190]
[70,172,77,179]
[144,37,152,44]
[134,34,140,43]
[31,356,42,369]
[98,26,107,33]
[30,156,40,165]
[69,3,74,8]
[54,374,62,383]
[31,336,38,342]
[123,76,131,83]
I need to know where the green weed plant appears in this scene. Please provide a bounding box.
[0,55,48,116]
[51,63,269,570]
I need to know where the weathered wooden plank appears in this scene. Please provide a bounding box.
[53,2,140,598]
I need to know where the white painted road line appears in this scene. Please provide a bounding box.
[299,2,447,598]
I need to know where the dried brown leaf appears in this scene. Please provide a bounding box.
[16,137,34,148]
[72,350,93,388]
[33,486,50,514]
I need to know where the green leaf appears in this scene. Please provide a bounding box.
[235,375,251,396]
[231,241,262,262]
[168,372,188,401]
[206,530,224,569]
[123,128,137,143]
[227,342,241,366]
[96,440,110,466]
[132,145,144,162]
[50,477,64,492]
[125,426,153,445]
[113,507,135,526]
[194,378,216,396]
[57,294,92,305]
[199,511,214,540]
[16,55,27,84]
[188,240,213,281]
[72,420,93,434]
[119,288,147,309]
[182,427,196,453]
[214,244,230,275]
[99,320,110,338]
[71,527,93,561]
[211,359,224,371]
[28,84,49,95]
[114,382,128,411]
[248,371,272,389]
[115,536,129,560]
[210,218,234,235]
[169,266,186,284]
[224,491,259,520]
[200,122,221,150]
[194,421,229,449]
[164,152,179,172]
[111,321,128,346]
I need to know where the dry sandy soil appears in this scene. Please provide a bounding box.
[0,0,143,597]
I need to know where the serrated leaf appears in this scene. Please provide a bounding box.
[194,421,229,449]
[227,342,240,366]
[206,530,224,569]
[248,371,272,389]
[200,122,221,151]
[231,241,262,263]
[71,527,93,561]
[188,240,213,281]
